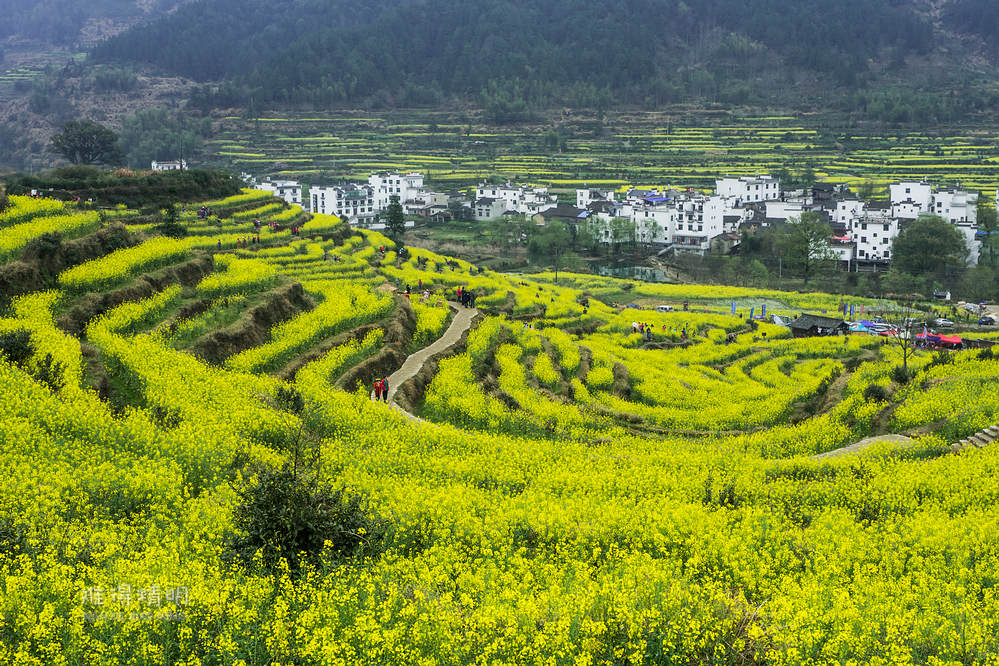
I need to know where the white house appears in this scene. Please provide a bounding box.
[310,185,376,221]
[849,207,897,263]
[258,179,303,207]
[369,172,425,211]
[475,182,558,217]
[715,175,781,203]
[890,181,933,220]
[474,198,511,221]
[151,160,187,172]
[576,187,615,209]
[933,188,978,225]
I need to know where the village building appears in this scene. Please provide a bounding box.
[151,160,187,172]
[257,179,303,207]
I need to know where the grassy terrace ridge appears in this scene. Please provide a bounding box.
[2,188,999,663]
[207,110,999,200]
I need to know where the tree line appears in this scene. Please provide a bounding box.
[89,0,980,118]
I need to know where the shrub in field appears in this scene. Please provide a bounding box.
[226,466,381,573]
[862,383,889,403]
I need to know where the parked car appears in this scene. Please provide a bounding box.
[980,316,997,326]
[655,304,674,313]
[933,318,955,328]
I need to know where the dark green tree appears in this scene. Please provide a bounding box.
[892,215,967,278]
[49,120,123,166]
[225,466,381,574]
[977,200,998,267]
[385,195,405,240]
[777,212,835,283]
[528,220,573,282]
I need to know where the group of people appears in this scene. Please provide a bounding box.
[456,286,477,308]
[372,377,390,402]
[196,206,215,219]
[630,321,688,342]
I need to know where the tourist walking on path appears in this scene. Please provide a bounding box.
[380,377,389,402]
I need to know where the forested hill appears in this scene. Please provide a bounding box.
[91,0,999,118]
[0,0,186,46]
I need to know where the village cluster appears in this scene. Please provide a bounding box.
[251,170,995,269]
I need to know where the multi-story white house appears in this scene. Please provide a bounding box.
[310,185,376,221]
[258,179,303,207]
[151,160,187,171]
[848,206,897,263]
[576,187,616,209]
[890,181,933,220]
[475,183,558,217]
[715,175,781,203]
[474,198,511,221]
[933,188,978,225]
[368,172,425,211]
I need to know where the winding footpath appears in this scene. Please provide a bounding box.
[378,301,479,420]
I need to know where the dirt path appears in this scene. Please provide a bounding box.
[810,434,915,460]
[376,301,478,420]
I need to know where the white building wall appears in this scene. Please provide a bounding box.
[310,185,375,221]
[836,200,865,225]
[715,175,781,203]
[890,182,933,218]
[933,189,978,224]
[850,212,897,262]
[258,179,303,206]
[576,187,615,209]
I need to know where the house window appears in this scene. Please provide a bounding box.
[861,223,867,230]
[861,236,867,243]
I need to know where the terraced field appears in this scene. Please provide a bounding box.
[3,190,999,663]
[208,111,999,199]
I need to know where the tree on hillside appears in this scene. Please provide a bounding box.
[892,215,967,278]
[977,200,998,267]
[49,120,123,166]
[385,195,405,240]
[528,219,573,282]
[777,212,835,283]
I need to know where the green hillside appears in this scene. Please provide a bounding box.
[90,0,999,119]
[3,179,999,661]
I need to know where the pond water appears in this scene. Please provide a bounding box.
[595,264,675,283]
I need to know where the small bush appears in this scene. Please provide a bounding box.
[33,353,65,391]
[927,350,953,369]
[863,383,889,403]
[891,365,912,385]
[226,466,382,574]
[977,347,994,361]
[0,329,33,366]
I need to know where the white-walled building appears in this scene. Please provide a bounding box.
[474,198,511,221]
[151,160,187,172]
[849,207,897,263]
[933,189,978,225]
[258,179,303,207]
[310,185,375,220]
[370,172,425,211]
[475,182,558,217]
[715,175,781,203]
[890,181,933,219]
[576,187,616,209]
[836,199,866,226]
